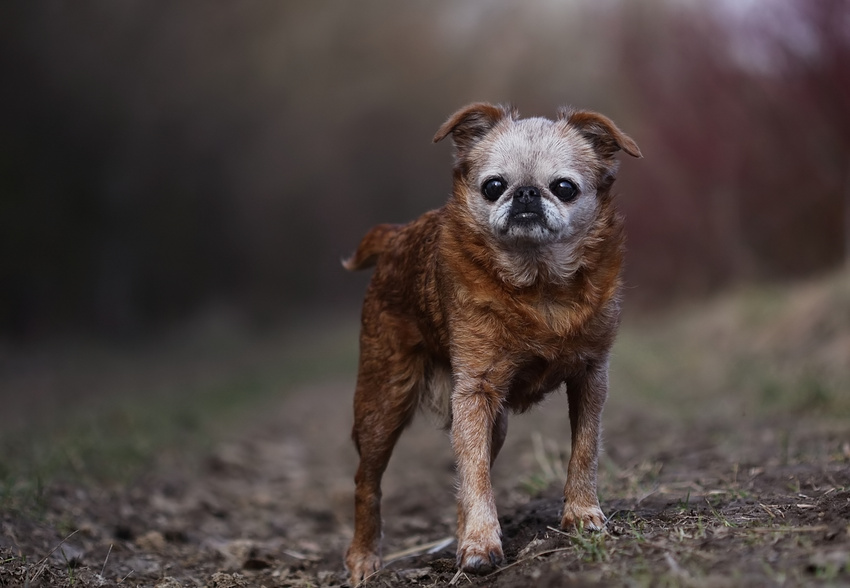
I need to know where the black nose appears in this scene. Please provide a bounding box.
[514,186,540,204]
[509,185,544,223]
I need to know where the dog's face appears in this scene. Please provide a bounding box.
[434,104,641,284]
[463,116,603,247]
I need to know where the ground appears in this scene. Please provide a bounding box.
[1,271,849,587]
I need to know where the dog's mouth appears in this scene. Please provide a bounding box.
[494,195,557,243]
[508,198,546,225]
[511,210,543,223]
[507,205,549,230]
[501,212,554,243]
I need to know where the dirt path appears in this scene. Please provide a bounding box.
[2,371,849,587]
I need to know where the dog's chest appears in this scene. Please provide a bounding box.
[504,355,571,412]
[469,295,609,409]
[421,353,575,425]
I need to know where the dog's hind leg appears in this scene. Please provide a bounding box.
[345,318,424,585]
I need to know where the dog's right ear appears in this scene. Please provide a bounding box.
[433,102,516,156]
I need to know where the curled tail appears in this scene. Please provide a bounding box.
[342,223,401,271]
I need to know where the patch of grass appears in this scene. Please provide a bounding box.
[519,473,551,496]
[612,269,850,426]
[568,528,609,563]
[0,318,359,515]
[704,497,738,528]
[518,433,568,496]
[675,491,691,512]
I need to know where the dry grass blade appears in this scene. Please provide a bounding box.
[281,549,320,562]
[746,525,829,534]
[449,568,470,585]
[532,432,557,481]
[118,569,134,583]
[664,552,689,578]
[384,536,455,563]
[30,530,80,582]
[546,525,576,537]
[99,543,113,578]
[483,547,575,579]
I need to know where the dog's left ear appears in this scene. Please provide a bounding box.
[559,108,642,159]
[433,102,517,157]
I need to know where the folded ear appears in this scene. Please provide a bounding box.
[433,102,517,156]
[558,108,642,159]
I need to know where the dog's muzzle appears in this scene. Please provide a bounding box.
[509,186,544,223]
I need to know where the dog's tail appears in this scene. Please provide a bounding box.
[342,223,401,271]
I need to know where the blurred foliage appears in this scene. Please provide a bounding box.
[0,0,848,339]
[618,0,850,303]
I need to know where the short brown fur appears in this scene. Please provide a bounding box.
[343,103,640,584]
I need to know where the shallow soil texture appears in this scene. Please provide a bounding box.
[2,272,849,586]
[3,383,849,587]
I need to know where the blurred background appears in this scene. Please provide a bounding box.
[2,6,849,583]
[1,0,849,484]
[2,0,847,342]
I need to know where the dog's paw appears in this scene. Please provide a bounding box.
[456,533,504,574]
[345,549,382,586]
[560,503,606,531]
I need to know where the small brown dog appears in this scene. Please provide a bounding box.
[343,103,640,584]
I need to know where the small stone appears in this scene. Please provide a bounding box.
[136,530,167,551]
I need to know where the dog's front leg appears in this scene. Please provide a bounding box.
[561,361,608,531]
[451,374,506,573]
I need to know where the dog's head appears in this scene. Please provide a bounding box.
[434,103,640,285]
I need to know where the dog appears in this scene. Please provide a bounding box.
[343,102,641,584]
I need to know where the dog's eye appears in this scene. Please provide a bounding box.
[481,177,507,201]
[550,179,579,202]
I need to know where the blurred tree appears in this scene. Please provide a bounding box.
[617,0,849,302]
[1,0,847,339]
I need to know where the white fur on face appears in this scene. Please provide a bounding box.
[467,118,600,245]
[461,118,603,285]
